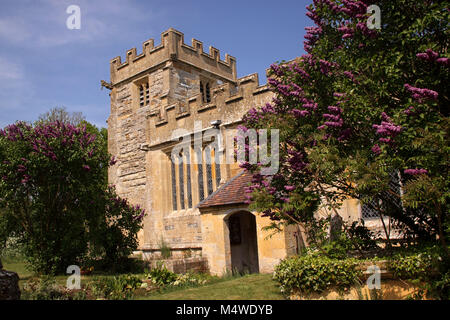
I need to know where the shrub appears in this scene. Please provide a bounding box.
[22,276,69,300]
[0,120,145,274]
[388,252,436,280]
[386,245,449,299]
[88,274,142,300]
[172,273,208,288]
[147,263,177,287]
[273,253,362,295]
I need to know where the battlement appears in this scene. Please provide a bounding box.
[142,72,272,149]
[110,28,237,85]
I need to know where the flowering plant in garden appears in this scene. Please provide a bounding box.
[241,0,449,252]
[0,119,144,274]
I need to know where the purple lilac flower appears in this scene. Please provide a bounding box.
[371,144,381,155]
[404,168,428,175]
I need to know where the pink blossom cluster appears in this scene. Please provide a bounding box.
[343,71,357,82]
[315,0,368,18]
[289,62,310,80]
[132,204,146,221]
[109,156,117,166]
[404,168,428,175]
[242,107,264,124]
[261,103,276,114]
[404,84,438,102]
[304,26,323,52]
[1,121,100,178]
[403,106,416,116]
[322,105,344,128]
[319,59,333,75]
[371,144,381,155]
[0,122,30,141]
[337,128,352,141]
[338,24,354,39]
[269,63,286,77]
[300,97,319,111]
[243,173,276,204]
[372,112,402,144]
[355,21,378,38]
[306,4,322,26]
[291,109,311,118]
[416,49,449,66]
[301,54,316,67]
[287,149,308,172]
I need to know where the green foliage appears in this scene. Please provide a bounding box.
[171,272,209,288]
[386,244,449,299]
[0,237,24,263]
[147,262,177,287]
[430,268,450,300]
[321,235,354,259]
[21,276,77,300]
[273,252,362,295]
[388,251,436,280]
[86,186,145,268]
[0,118,144,274]
[243,0,449,247]
[345,220,379,251]
[301,218,378,259]
[88,274,142,300]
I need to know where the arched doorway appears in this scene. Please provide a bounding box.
[226,211,259,274]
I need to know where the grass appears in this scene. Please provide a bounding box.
[140,273,285,300]
[2,258,34,280]
[2,257,285,300]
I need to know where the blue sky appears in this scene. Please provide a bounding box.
[0,0,311,128]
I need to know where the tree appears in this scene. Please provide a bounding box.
[37,106,85,126]
[241,0,449,251]
[0,120,144,274]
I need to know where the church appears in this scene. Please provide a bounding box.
[105,28,370,275]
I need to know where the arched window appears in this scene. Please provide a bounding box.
[200,80,211,104]
[139,83,149,107]
[200,81,204,102]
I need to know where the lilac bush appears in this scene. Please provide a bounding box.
[0,120,144,274]
[241,0,449,251]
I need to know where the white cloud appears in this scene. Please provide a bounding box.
[0,0,160,48]
[0,56,24,81]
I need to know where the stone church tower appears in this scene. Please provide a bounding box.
[105,29,365,275]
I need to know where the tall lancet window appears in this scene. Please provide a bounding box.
[171,160,177,211]
[139,83,149,107]
[178,151,185,210]
[185,148,193,209]
[196,147,205,202]
[200,80,211,104]
[197,142,221,201]
[170,147,193,211]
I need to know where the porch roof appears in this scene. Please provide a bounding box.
[197,170,253,209]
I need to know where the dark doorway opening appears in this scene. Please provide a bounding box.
[227,211,259,274]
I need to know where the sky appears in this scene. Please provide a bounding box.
[0,0,311,128]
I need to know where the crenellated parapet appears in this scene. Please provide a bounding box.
[110,28,237,85]
[144,72,272,148]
